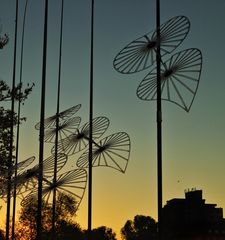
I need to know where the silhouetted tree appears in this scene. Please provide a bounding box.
[83,226,117,240]
[0,229,5,240]
[121,215,157,240]
[91,226,117,240]
[55,191,77,223]
[0,21,32,178]
[0,33,9,49]
[16,199,51,240]
[0,80,34,173]
[54,220,84,240]
[15,192,78,240]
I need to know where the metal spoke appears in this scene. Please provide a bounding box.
[21,169,87,211]
[113,16,190,73]
[137,48,202,111]
[77,132,131,173]
[44,116,81,143]
[0,156,35,178]
[0,157,35,199]
[13,153,67,195]
[35,104,81,130]
[53,116,110,156]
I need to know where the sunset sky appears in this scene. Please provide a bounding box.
[0,0,225,238]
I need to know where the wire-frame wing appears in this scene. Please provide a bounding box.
[21,169,87,211]
[12,156,36,174]
[137,48,202,112]
[41,153,68,177]
[113,16,190,74]
[0,176,32,202]
[14,153,68,195]
[0,156,35,178]
[0,157,35,201]
[77,132,131,173]
[53,116,110,156]
[44,116,81,143]
[35,104,81,130]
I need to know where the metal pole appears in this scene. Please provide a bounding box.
[88,0,94,239]
[156,0,162,239]
[6,1,18,239]
[52,0,64,238]
[36,0,48,239]
[12,1,29,239]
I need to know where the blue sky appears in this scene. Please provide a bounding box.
[0,0,225,238]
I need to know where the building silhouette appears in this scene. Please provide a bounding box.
[162,189,225,240]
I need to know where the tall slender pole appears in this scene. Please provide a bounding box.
[12,1,29,239]
[36,0,48,239]
[51,0,64,238]
[6,1,18,239]
[88,0,94,239]
[156,0,162,239]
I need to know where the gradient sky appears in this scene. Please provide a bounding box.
[0,0,225,238]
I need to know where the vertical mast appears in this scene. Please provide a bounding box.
[12,1,29,239]
[88,0,94,239]
[36,0,48,239]
[51,0,64,239]
[6,1,18,239]
[156,0,162,239]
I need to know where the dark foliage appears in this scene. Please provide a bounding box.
[0,33,9,49]
[54,220,84,240]
[0,229,5,240]
[91,226,117,240]
[121,215,157,240]
[0,80,34,173]
[16,192,78,240]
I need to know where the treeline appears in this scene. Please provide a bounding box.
[0,193,157,240]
